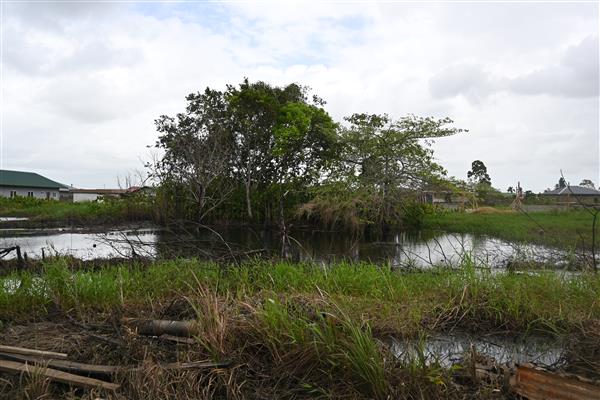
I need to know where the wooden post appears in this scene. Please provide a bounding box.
[41,248,45,260]
[15,246,23,268]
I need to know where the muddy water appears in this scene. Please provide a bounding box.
[391,332,565,368]
[0,228,157,260]
[0,225,572,268]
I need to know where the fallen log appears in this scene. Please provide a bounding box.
[510,364,600,400]
[0,345,68,360]
[0,359,120,391]
[122,318,198,337]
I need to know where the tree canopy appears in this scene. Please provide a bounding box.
[467,160,491,186]
[151,79,465,229]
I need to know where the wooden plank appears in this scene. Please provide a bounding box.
[0,352,230,376]
[0,345,68,360]
[0,352,119,376]
[511,365,600,400]
[0,359,120,391]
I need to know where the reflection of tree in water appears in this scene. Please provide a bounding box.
[95,225,585,270]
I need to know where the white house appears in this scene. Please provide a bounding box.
[0,169,69,200]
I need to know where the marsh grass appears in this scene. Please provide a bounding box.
[0,259,600,330]
[186,276,231,360]
[1,259,598,399]
[0,196,154,225]
[18,364,51,400]
[2,258,598,335]
[242,295,391,398]
[423,209,597,250]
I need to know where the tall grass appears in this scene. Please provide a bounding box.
[1,259,598,399]
[1,259,598,334]
[255,297,390,398]
[423,209,597,249]
[0,196,155,224]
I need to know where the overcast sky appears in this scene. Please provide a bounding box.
[1,1,598,192]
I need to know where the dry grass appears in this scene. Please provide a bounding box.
[185,275,232,359]
[0,292,499,400]
[296,197,367,233]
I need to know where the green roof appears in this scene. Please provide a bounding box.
[0,169,69,189]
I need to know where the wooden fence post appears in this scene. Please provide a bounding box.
[15,246,23,268]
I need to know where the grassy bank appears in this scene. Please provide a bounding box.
[1,259,599,399]
[0,197,155,226]
[2,258,598,332]
[423,209,598,249]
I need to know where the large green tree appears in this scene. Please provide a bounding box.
[152,79,336,223]
[323,113,464,225]
[467,160,491,186]
[225,79,335,219]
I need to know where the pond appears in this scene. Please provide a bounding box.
[391,331,565,368]
[0,224,577,269]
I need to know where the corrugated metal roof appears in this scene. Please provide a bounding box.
[0,169,69,189]
[70,189,127,194]
[510,364,600,400]
[543,185,600,196]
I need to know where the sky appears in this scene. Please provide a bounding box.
[1,0,598,192]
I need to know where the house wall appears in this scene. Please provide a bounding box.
[0,186,59,200]
[73,193,101,202]
[544,195,600,205]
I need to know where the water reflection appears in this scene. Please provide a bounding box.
[0,225,576,268]
[391,332,565,368]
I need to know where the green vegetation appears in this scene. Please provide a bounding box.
[2,259,598,332]
[423,209,598,249]
[151,79,465,230]
[0,196,155,225]
[1,259,598,398]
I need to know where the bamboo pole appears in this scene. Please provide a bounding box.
[0,359,120,391]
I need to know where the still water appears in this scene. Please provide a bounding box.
[391,332,565,368]
[0,225,570,268]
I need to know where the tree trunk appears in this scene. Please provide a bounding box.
[245,174,253,220]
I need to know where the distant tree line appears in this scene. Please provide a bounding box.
[149,79,465,231]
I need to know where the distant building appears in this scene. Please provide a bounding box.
[542,185,600,204]
[70,186,155,202]
[0,169,69,200]
[70,188,128,202]
[419,190,471,210]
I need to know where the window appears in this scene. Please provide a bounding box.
[10,191,17,198]
[27,192,34,198]
[52,192,57,198]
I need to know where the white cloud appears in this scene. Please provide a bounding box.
[510,36,599,98]
[1,2,598,191]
